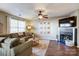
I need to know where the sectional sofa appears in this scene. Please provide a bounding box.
[0,32,33,56]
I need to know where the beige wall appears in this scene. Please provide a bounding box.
[0,12,7,34]
[0,11,26,34]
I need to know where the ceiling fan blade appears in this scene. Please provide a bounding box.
[43,15,48,19]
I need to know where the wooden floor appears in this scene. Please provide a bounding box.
[45,40,79,56]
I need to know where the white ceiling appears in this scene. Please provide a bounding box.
[0,3,79,19]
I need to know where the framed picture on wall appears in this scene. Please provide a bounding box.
[48,27,50,29]
[47,31,50,34]
[48,22,50,24]
[44,22,46,24]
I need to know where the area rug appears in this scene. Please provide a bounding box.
[32,39,50,56]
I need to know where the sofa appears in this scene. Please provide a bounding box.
[0,32,33,56]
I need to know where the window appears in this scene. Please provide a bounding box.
[9,18,26,33]
[18,21,26,32]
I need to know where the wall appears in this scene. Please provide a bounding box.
[25,20,35,33]
[0,11,26,34]
[69,10,79,47]
[0,12,7,34]
[32,18,59,40]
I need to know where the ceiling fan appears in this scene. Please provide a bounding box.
[37,10,48,19]
[32,9,55,20]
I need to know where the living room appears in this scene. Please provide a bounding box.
[0,3,79,56]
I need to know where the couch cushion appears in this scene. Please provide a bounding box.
[25,32,32,37]
[23,32,26,36]
[4,38,16,44]
[20,37,26,43]
[18,32,23,36]
[3,38,20,48]
[0,37,8,43]
[10,38,21,48]
[25,36,31,41]
[18,32,24,38]
[0,37,5,42]
[9,33,19,38]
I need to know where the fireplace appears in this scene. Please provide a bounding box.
[58,28,77,46]
[58,16,77,46]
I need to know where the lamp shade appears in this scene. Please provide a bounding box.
[27,25,32,30]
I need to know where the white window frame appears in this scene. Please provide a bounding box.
[8,17,26,33]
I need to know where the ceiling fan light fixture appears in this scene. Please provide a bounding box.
[38,15,43,19]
